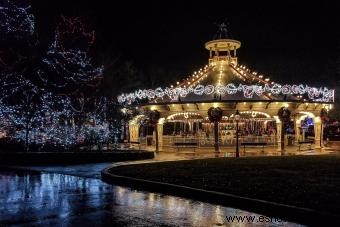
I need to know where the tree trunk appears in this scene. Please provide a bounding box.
[25,121,30,152]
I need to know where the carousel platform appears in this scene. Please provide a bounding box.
[132,145,336,159]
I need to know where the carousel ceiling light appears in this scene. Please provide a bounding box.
[167,112,202,121]
[240,111,271,118]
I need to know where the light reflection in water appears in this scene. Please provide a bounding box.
[0,171,304,226]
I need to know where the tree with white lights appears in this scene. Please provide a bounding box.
[39,16,103,93]
[0,1,108,150]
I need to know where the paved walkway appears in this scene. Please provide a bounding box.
[0,170,304,226]
[6,145,337,179]
[107,146,338,170]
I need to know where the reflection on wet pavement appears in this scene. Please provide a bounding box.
[0,171,304,226]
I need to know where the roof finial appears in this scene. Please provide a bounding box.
[206,22,241,65]
[213,21,232,40]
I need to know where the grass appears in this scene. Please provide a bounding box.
[110,155,340,215]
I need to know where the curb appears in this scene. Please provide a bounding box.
[102,166,340,226]
[0,151,154,165]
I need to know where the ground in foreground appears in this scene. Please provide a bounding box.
[110,154,340,215]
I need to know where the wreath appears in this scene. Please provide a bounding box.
[277,107,291,123]
[321,108,329,124]
[208,107,223,122]
[149,110,160,125]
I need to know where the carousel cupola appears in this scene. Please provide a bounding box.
[205,23,241,66]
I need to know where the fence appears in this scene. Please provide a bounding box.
[131,134,307,151]
[161,135,277,148]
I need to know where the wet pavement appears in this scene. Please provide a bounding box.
[0,165,305,227]
[7,162,115,179]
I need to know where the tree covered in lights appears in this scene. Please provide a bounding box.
[0,0,40,148]
[0,0,37,98]
[0,0,36,72]
[39,16,103,93]
[0,1,110,150]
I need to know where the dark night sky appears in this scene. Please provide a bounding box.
[31,0,340,87]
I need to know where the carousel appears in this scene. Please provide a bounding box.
[118,24,335,154]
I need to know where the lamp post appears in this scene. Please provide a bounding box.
[235,110,240,158]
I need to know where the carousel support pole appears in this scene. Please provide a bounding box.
[155,124,159,152]
[295,119,301,143]
[208,107,223,158]
[314,117,322,149]
[157,122,164,150]
[277,107,290,155]
[281,122,285,153]
[320,108,328,148]
[302,128,306,141]
[214,121,219,157]
[149,110,160,152]
[321,122,324,148]
[235,110,241,158]
[236,119,239,157]
[276,119,283,152]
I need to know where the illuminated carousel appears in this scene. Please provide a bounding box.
[118,24,335,154]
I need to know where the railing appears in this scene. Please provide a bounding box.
[132,134,307,151]
[131,135,305,150]
[161,135,277,148]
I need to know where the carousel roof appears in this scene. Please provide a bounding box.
[154,63,289,103]
[117,25,335,106]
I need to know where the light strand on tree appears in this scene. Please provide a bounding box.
[40,16,103,89]
[0,6,109,148]
[0,0,34,37]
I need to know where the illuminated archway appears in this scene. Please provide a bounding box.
[166,112,203,122]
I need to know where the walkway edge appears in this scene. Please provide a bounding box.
[101,166,340,226]
[0,151,154,165]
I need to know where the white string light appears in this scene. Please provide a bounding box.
[118,83,334,105]
[0,0,34,36]
[0,4,109,148]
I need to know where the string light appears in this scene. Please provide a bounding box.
[40,16,103,88]
[0,0,34,36]
[0,3,109,148]
[118,83,334,104]
[167,112,202,122]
